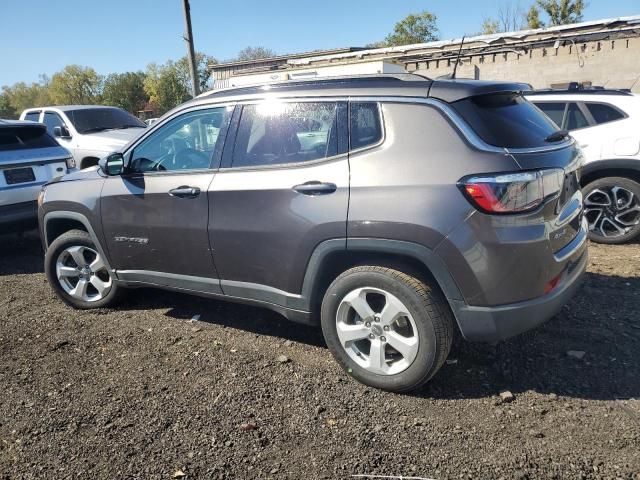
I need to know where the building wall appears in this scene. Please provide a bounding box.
[408,36,640,92]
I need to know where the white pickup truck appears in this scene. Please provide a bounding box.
[20,105,147,170]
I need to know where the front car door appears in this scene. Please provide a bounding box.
[209,99,349,305]
[100,105,233,291]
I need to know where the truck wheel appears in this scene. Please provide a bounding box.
[583,177,640,244]
[321,266,453,392]
[45,229,122,309]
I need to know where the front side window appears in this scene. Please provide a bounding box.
[534,102,567,128]
[130,107,232,173]
[43,112,65,135]
[565,103,590,130]
[232,101,338,168]
[350,102,382,150]
[585,103,625,125]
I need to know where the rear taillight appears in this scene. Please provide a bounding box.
[459,169,564,214]
[65,157,76,169]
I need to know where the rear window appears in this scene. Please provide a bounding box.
[586,103,626,125]
[0,126,59,152]
[451,93,558,148]
[24,111,40,122]
[534,102,566,128]
[350,102,382,150]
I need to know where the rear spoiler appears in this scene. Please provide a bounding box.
[428,80,532,103]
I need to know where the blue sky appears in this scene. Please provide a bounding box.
[1,0,638,87]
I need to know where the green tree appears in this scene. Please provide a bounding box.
[235,46,276,61]
[385,11,439,46]
[48,65,102,105]
[481,18,501,35]
[0,93,17,119]
[527,5,544,28]
[528,0,586,28]
[175,52,218,93]
[144,63,190,115]
[102,71,148,114]
[1,78,51,114]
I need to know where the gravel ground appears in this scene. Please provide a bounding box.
[0,231,639,480]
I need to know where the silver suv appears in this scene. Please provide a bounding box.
[20,105,146,170]
[38,75,588,391]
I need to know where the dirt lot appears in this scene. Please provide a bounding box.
[0,232,639,480]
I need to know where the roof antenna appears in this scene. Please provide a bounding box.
[451,35,466,79]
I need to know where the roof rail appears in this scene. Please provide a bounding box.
[527,82,633,96]
[197,73,432,99]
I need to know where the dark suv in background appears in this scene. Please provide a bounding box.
[38,74,588,392]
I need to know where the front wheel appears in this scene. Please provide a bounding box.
[583,177,640,244]
[45,229,122,309]
[321,266,453,392]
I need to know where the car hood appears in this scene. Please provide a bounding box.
[81,127,146,151]
[47,165,103,185]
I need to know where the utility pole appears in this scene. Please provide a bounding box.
[182,0,199,97]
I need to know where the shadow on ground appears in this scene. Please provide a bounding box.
[2,231,638,401]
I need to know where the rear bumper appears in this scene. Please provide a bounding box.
[451,220,588,343]
[0,201,38,231]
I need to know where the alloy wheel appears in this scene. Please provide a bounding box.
[335,287,419,375]
[584,185,640,239]
[56,246,112,302]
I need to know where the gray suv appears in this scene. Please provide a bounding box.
[38,75,588,392]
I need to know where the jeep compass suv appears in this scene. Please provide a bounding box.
[38,75,588,392]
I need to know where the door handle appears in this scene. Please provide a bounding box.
[293,181,337,195]
[169,186,201,198]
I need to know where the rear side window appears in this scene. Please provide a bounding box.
[0,126,59,152]
[451,93,558,148]
[566,103,589,130]
[350,102,382,150]
[232,102,338,168]
[535,102,566,128]
[585,103,625,125]
[24,112,40,122]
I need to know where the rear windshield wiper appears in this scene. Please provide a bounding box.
[544,130,569,143]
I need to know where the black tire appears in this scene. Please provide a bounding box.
[583,177,640,245]
[45,229,123,309]
[321,266,453,392]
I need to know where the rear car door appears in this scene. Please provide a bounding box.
[100,106,233,287]
[209,100,349,300]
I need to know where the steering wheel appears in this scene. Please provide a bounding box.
[171,148,211,169]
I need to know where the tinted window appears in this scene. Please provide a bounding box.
[24,112,40,122]
[586,103,625,125]
[566,103,589,130]
[43,112,65,135]
[350,102,382,150]
[451,93,558,148]
[66,107,145,134]
[0,126,59,152]
[534,102,566,128]
[130,107,232,173]
[232,102,338,168]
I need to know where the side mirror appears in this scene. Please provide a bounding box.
[99,152,125,176]
[53,125,71,139]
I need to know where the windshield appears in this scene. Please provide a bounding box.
[65,108,146,134]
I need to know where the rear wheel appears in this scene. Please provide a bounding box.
[321,266,453,392]
[45,229,122,309]
[583,177,640,244]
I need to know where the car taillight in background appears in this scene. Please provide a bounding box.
[65,157,76,169]
[459,169,564,214]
